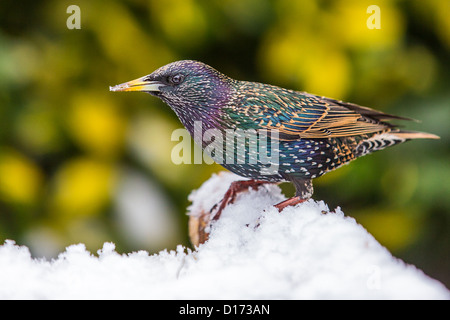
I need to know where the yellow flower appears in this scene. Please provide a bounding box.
[51,157,117,217]
[68,92,127,158]
[0,150,44,205]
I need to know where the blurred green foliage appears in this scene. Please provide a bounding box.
[0,0,449,286]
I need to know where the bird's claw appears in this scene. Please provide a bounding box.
[209,180,270,222]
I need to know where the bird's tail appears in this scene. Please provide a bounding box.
[355,130,439,157]
[390,130,440,140]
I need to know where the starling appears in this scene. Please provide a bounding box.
[110,60,439,218]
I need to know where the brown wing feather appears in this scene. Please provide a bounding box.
[276,94,398,139]
[235,82,409,140]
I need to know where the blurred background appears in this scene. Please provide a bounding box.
[0,0,448,287]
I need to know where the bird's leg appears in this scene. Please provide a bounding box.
[211,180,272,221]
[273,178,312,212]
[273,196,306,212]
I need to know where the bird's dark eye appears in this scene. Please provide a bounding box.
[169,74,184,85]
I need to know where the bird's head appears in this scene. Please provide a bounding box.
[110,60,234,112]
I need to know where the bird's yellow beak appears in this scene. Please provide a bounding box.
[109,76,164,93]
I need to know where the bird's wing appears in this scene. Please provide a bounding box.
[233,82,405,140]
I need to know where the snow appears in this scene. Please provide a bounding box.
[0,171,448,299]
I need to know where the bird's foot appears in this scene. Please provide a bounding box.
[210,180,270,221]
[274,196,306,212]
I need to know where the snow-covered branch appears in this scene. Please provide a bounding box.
[0,172,448,299]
